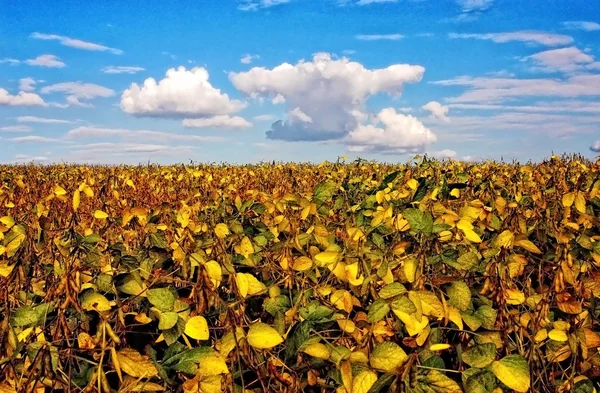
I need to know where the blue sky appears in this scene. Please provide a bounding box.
[1,0,599,164]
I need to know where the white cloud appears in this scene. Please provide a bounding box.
[182,115,252,129]
[433,74,600,103]
[121,66,246,118]
[241,54,260,64]
[31,32,122,54]
[229,52,425,141]
[526,46,598,73]
[254,114,276,121]
[70,142,194,156]
[0,58,20,65]
[591,141,600,152]
[429,149,457,159]
[238,0,291,11]
[422,101,450,122]
[355,34,404,41]
[25,54,66,68]
[16,116,73,124]
[0,88,46,106]
[19,77,37,92]
[457,0,494,12]
[346,108,437,154]
[10,135,60,143]
[448,101,600,113]
[41,82,115,107]
[448,31,573,46]
[272,94,286,104]
[562,21,600,32]
[289,107,313,123]
[12,154,49,163]
[398,107,413,112]
[102,66,145,74]
[67,126,225,142]
[0,125,31,132]
[357,0,397,5]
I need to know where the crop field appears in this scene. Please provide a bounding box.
[0,156,599,393]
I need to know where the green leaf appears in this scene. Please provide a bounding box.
[379,282,407,299]
[491,355,530,393]
[474,306,497,330]
[406,370,462,393]
[446,251,479,271]
[368,299,390,323]
[299,301,334,322]
[150,232,168,249]
[391,296,417,315]
[82,233,101,244]
[158,312,179,330]
[313,181,337,204]
[404,208,434,235]
[370,342,408,373]
[447,281,471,312]
[264,295,291,317]
[461,343,496,368]
[147,287,176,312]
[463,369,497,393]
[11,306,39,327]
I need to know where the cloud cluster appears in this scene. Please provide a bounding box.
[121,66,246,118]
[19,78,37,92]
[31,32,122,54]
[0,88,45,106]
[422,101,450,122]
[25,54,65,68]
[449,31,573,46]
[346,108,437,154]
[229,52,425,144]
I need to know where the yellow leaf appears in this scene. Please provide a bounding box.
[238,236,254,257]
[292,256,313,272]
[447,306,464,330]
[505,288,525,305]
[534,329,548,342]
[0,261,16,277]
[514,239,542,254]
[430,343,451,351]
[82,185,94,197]
[94,210,109,219]
[494,230,514,249]
[235,273,266,298]
[369,342,407,373]
[214,223,230,239]
[403,258,418,283]
[491,355,530,393]
[450,188,460,198]
[351,370,378,393]
[314,251,341,266]
[548,329,568,342]
[462,227,482,243]
[562,192,575,207]
[116,349,159,378]
[77,332,96,350]
[0,216,15,229]
[337,319,356,333]
[302,343,330,359]
[53,185,67,196]
[574,192,586,213]
[204,261,222,288]
[247,322,283,349]
[331,290,353,313]
[407,179,418,190]
[439,230,453,242]
[185,316,209,340]
[72,189,80,211]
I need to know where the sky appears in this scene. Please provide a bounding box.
[1,0,599,164]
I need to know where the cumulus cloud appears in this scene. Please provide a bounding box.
[591,141,600,152]
[448,31,573,46]
[429,149,457,159]
[229,52,425,142]
[422,101,450,122]
[0,58,20,65]
[433,74,600,103]
[41,82,115,107]
[31,32,122,54]
[0,88,46,106]
[562,21,600,31]
[19,77,37,92]
[0,125,31,132]
[16,116,73,124]
[525,46,599,73]
[182,115,252,129]
[241,54,259,64]
[346,108,437,154]
[25,54,66,68]
[238,0,291,11]
[355,34,404,41]
[67,126,225,142]
[121,66,246,118]
[102,66,145,74]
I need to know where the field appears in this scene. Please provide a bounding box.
[0,156,599,393]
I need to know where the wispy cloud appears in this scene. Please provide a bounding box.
[355,34,404,41]
[525,46,599,73]
[562,21,600,31]
[16,116,73,124]
[41,82,115,108]
[238,0,291,11]
[31,32,123,54]
[25,54,66,68]
[10,135,61,143]
[457,0,494,12]
[0,58,20,65]
[0,125,31,132]
[241,54,260,64]
[101,66,145,74]
[67,126,226,142]
[448,31,573,46]
[357,0,397,5]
